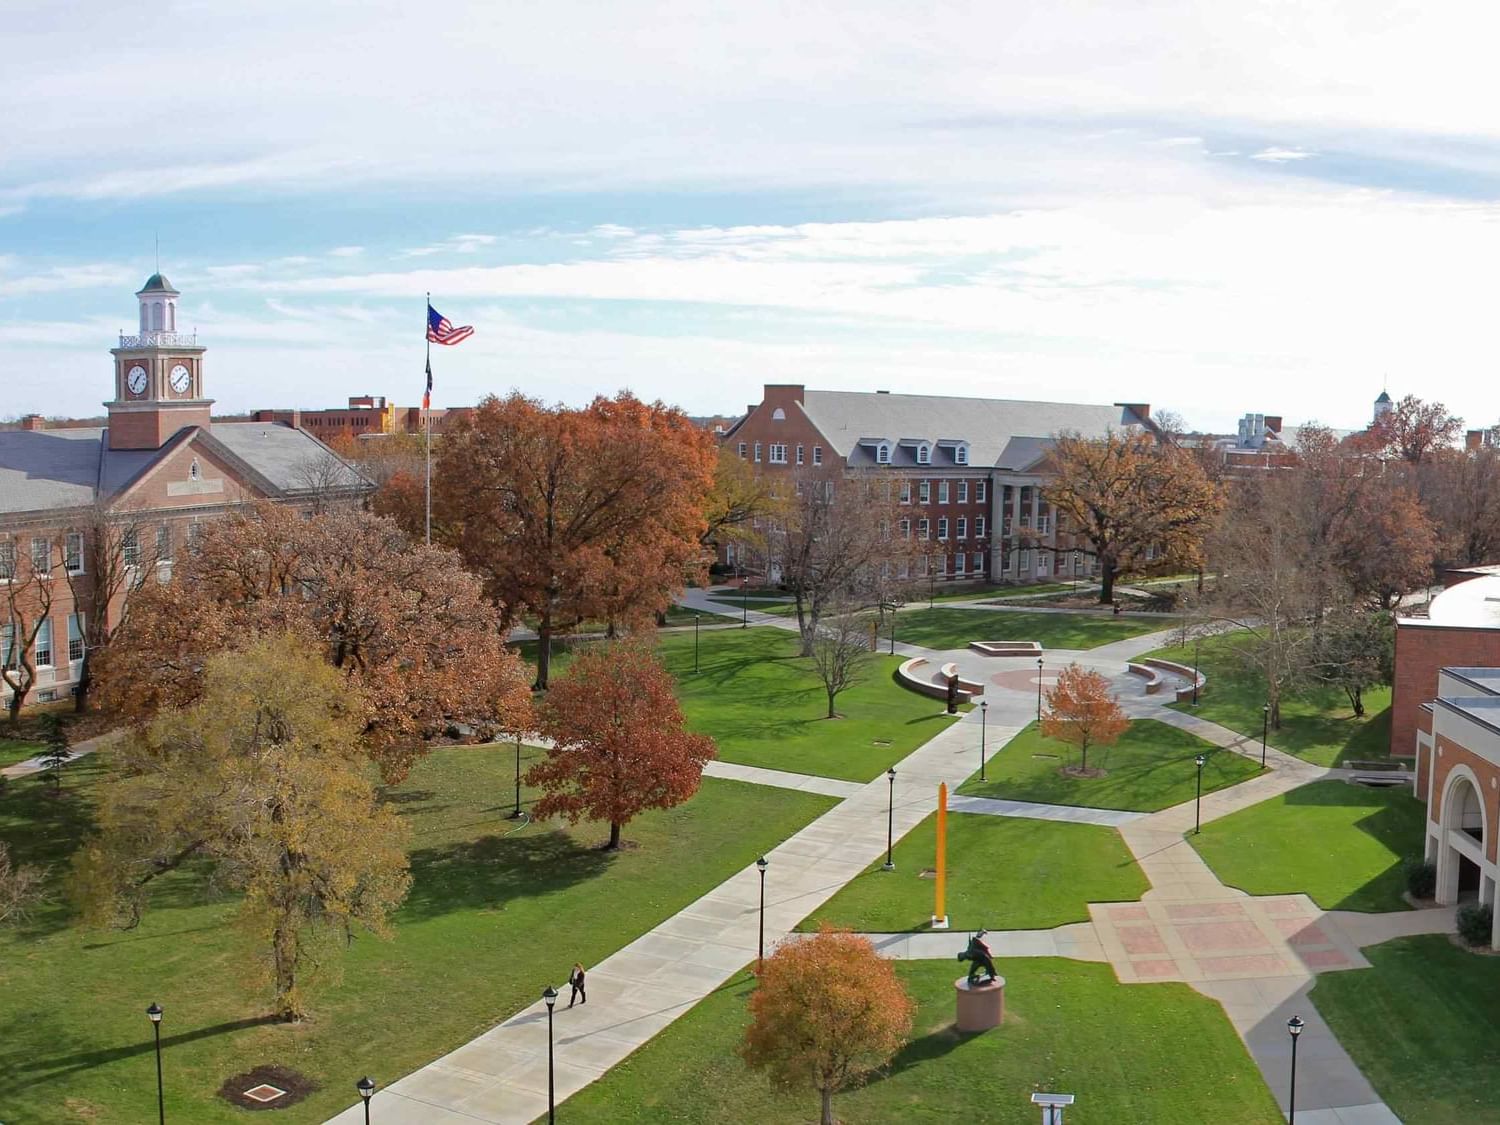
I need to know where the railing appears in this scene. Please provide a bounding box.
[117,331,197,348]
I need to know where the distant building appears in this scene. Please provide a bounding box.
[251,397,475,441]
[0,274,368,712]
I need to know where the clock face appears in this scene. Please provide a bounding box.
[126,365,148,396]
[170,364,191,394]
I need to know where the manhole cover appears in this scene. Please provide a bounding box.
[872,739,892,747]
[218,1065,317,1111]
[919,868,937,879]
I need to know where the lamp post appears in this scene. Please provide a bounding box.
[890,609,897,655]
[693,612,700,674]
[756,855,769,971]
[1036,657,1044,723]
[1192,636,1201,707]
[356,1076,375,1125]
[510,733,524,819]
[979,701,988,782]
[929,560,935,609]
[741,570,748,629]
[1287,1015,1305,1122]
[883,767,896,871]
[1194,754,1206,834]
[1261,703,1270,767]
[146,1002,164,1125]
[543,985,559,1124]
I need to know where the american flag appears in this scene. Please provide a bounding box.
[427,303,474,346]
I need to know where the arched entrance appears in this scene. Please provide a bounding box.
[1437,770,1489,907]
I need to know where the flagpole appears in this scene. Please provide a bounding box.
[425,291,432,547]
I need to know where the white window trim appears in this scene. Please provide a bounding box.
[812,445,823,465]
[937,517,949,541]
[955,445,969,465]
[919,481,931,504]
[957,517,968,540]
[68,612,85,665]
[899,481,912,504]
[34,617,53,670]
[876,443,890,464]
[957,481,968,504]
[796,444,805,465]
[65,532,85,577]
[975,517,986,538]
[976,480,987,503]
[916,444,931,465]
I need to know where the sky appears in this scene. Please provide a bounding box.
[5,1,1500,433]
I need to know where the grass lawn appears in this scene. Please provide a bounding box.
[563,957,1281,1124]
[0,737,44,769]
[957,720,1264,812]
[1189,780,1426,912]
[660,604,738,626]
[892,607,1165,651]
[1145,631,1394,767]
[1313,935,1500,1124]
[659,626,959,782]
[800,812,1147,932]
[0,748,836,1124]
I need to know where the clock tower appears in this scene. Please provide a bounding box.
[106,273,214,450]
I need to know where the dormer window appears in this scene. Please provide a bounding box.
[772,407,786,421]
[916,444,931,465]
[955,444,969,465]
[876,443,890,464]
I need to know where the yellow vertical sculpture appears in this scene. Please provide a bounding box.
[932,782,949,929]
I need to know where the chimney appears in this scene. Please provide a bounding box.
[1468,429,1484,452]
[20,414,45,431]
[291,409,302,430]
[1264,415,1283,434]
[1117,402,1152,421]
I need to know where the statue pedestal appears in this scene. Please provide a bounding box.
[954,976,1005,1032]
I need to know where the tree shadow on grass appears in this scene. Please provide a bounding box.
[400,827,616,921]
[1279,779,1426,911]
[0,1011,281,1100]
[863,1021,974,1085]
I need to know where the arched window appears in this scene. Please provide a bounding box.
[189,459,201,481]
[150,302,163,331]
[166,302,175,331]
[955,444,969,465]
[876,444,890,464]
[916,444,931,465]
[771,407,786,421]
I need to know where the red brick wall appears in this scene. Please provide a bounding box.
[1392,622,1500,759]
[1430,733,1500,863]
[107,405,213,450]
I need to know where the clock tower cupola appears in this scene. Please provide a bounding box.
[107,272,214,450]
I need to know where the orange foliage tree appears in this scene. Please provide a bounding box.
[96,504,531,782]
[1044,430,1221,604]
[1368,394,1463,465]
[1041,663,1129,772]
[527,641,716,850]
[423,392,717,688]
[740,924,915,1125]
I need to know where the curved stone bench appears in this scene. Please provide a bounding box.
[897,657,983,702]
[968,641,1043,657]
[1139,657,1206,704]
[939,662,985,698]
[1126,662,1165,694]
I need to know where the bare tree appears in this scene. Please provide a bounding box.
[809,604,874,719]
[61,503,157,712]
[289,449,371,515]
[775,473,914,656]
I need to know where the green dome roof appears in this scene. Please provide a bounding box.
[1375,390,1392,404]
[137,272,179,296]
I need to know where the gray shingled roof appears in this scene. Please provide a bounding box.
[137,272,178,295]
[799,390,1139,470]
[0,422,367,517]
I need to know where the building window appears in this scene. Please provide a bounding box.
[121,530,140,569]
[937,517,949,541]
[187,523,204,554]
[0,539,13,581]
[738,442,748,460]
[68,613,84,663]
[916,444,930,465]
[30,537,51,575]
[918,518,930,540]
[65,533,84,576]
[954,553,966,575]
[957,517,968,540]
[975,516,986,538]
[824,480,835,501]
[189,459,201,481]
[156,524,173,564]
[769,443,788,464]
[1018,550,1031,571]
[899,480,912,504]
[955,445,969,465]
[957,481,968,504]
[0,622,14,669]
[976,480,987,503]
[754,442,762,463]
[876,443,890,464]
[973,552,985,573]
[796,444,805,465]
[938,481,950,504]
[919,481,931,504]
[772,407,786,421]
[34,618,52,668]
[900,518,911,538]
[813,445,823,465]
[1036,515,1051,536]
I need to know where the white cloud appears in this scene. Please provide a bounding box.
[1250,147,1318,163]
[399,234,499,258]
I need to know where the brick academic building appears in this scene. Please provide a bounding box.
[0,273,368,712]
[720,383,1159,586]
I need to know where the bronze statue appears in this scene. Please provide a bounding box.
[945,673,960,714]
[958,929,998,986]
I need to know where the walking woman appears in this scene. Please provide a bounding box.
[568,962,586,1008]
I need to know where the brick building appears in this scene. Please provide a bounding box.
[1397,576,1500,765]
[1415,665,1500,948]
[719,384,1156,586]
[0,273,369,712]
[251,397,475,441]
